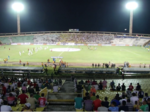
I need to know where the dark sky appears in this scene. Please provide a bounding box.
[0,0,149,34]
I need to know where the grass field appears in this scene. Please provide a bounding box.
[0,45,150,64]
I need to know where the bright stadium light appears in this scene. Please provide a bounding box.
[126,1,138,35]
[12,2,24,35]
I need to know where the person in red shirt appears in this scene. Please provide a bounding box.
[129,83,134,91]
[93,95,102,111]
[18,90,28,104]
[34,82,37,88]
[38,93,47,107]
[90,86,96,96]
[18,81,21,87]
[27,80,31,85]
[7,93,16,106]
[1,84,6,97]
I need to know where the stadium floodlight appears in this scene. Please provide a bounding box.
[12,2,24,35]
[126,2,138,35]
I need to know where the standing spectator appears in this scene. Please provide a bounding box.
[119,101,129,111]
[98,81,103,90]
[18,90,28,104]
[136,83,141,91]
[38,93,47,107]
[1,100,12,112]
[53,84,59,93]
[84,96,93,111]
[108,101,118,111]
[130,93,139,105]
[27,94,37,110]
[126,88,132,98]
[97,101,108,111]
[90,86,96,96]
[121,83,126,91]
[74,94,83,109]
[129,83,134,91]
[116,83,121,91]
[139,100,149,111]
[102,79,107,89]
[90,93,96,101]
[110,80,115,90]
[93,95,102,111]
[126,98,133,111]
[22,103,33,112]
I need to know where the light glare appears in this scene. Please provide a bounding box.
[126,2,138,10]
[12,2,24,12]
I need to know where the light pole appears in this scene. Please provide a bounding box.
[126,2,138,35]
[12,2,24,35]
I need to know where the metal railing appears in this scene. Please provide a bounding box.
[0,31,150,37]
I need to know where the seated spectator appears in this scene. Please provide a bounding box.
[7,93,16,106]
[142,93,150,102]
[1,100,12,112]
[139,100,149,111]
[86,79,90,84]
[18,90,28,104]
[98,81,103,90]
[22,103,33,112]
[130,93,139,105]
[93,95,101,111]
[129,83,134,91]
[97,101,108,111]
[108,101,118,111]
[27,93,37,110]
[1,84,6,97]
[138,89,144,98]
[35,85,40,92]
[121,91,127,98]
[119,101,129,111]
[122,83,126,91]
[102,79,107,89]
[92,80,97,85]
[28,86,35,94]
[53,84,59,93]
[22,84,27,93]
[119,95,127,105]
[126,88,132,98]
[90,86,96,96]
[103,97,109,108]
[33,82,37,88]
[6,85,11,93]
[15,87,20,97]
[90,93,96,101]
[111,95,120,106]
[34,92,40,100]
[38,93,47,107]
[84,96,93,111]
[76,84,83,93]
[126,98,133,111]
[136,83,141,91]
[83,92,89,101]
[74,94,83,109]
[133,101,140,111]
[4,81,9,89]
[11,88,17,97]
[116,83,121,91]
[147,98,150,111]
[17,81,21,87]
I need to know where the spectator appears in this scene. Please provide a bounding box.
[34,92,40,100]
[11,88,17,97]
[119,95,127,105]
[90,93,96,101]
[102,79,107,89]
[1,100,12,112]
[93,95,101,111]
[136,83,141,91]
[116,83,121,91]
[97,101,108,111]
[119,101,129,111]
[83,92,89,101]
[111,94,120,106]
[22,84,27,93]
[35,85,40,92]
[98,81,103,90]
[142,93,150,102]
[139,100,149,111]
[6,85,11,93]
[1,84,6,97]
[110,80,115,90]
[18,90,28,104]
[28,86,35,94]
[147,98,150,111]
[126,98,133,111]
[53,84,59,93]
[4,81,9,89]
[130,93,139,105]
[38,93,47,107]
[84,96,93,111]
[108,101,118,111]
[103,97,109,108]
[129,83,134,91]
[126,88,132,98]
[15,88,20,97]
[27,93,37,110]
[76,83,83,93]
[121,83,126,91]
[7,93,16,106]
[79,80,84,85]
[138,89,144,98]
[22,103,33,112]
[90,86,96,96]
[0,96,3,105]
[133,101,140,111]
[58,78,62,85]
[74,94,83,109]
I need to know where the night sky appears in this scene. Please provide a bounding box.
[0,0,150,34]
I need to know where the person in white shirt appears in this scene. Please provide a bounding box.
[4,82,9,89]
[11,89,17,97]
[119,95,127,105]
[130,93,139,105]
[1,100,12,112]
[53,84,59,93]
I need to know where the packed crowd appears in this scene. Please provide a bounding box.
[74,78,150,111]
[0,76,62,111]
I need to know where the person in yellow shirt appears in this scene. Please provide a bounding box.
[53,61,55,64]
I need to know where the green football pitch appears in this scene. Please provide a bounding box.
[0,45,150,64]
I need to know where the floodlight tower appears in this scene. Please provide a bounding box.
[126,2,138,35]
[12,2,24,35]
